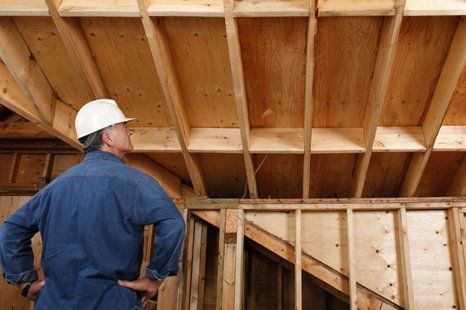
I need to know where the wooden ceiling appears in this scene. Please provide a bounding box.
[0,0,465,199]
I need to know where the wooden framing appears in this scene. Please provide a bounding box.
[1,3,466,199]
[345,209,356,309]
[396,207,414,309]
[352,0,405,197]
[187,198,466,309]
[302,0,317,199]
[295,208,302,310]
[44,0,108,99]
[137,0,207,197]
[400,17,466,196]
[2,3,466,307]
[448,208,466,309]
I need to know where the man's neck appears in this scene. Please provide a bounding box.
[99,146,125,158]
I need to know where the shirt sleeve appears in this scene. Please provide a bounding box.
[0,193,42,285]
[133,177,185,281]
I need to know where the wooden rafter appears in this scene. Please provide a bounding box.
[0,32,80,148]
[400,17,466,197]
[302,0,317,198]
[223,0,258,198]
[0,121,53,139]
[44,0,108,99]
[0,17,56,125]
[137,0,207,197]
[352,0,406,197]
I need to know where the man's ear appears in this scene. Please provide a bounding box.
[101,130,113,147]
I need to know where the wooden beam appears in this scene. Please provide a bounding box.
[0,121,53,139]
[198,223,208,310]
[44,0,108,99]
[233,0,308,17]
[137,0,207,197]
[302,0,317,199]
[216,208,226,310]
[223,0,258,198]
[0,17,56,125]
[373,126,426,152]
[318,0,396,17]
[448,208,466,309]
[434,126,466,151]
[404,0,466,16]
[182,215,195,310]
[346,209,357,309]
[400,17,466,196]
[295,209,302,310]
[189,220,203,310]
[352,1,405,197]
[234,209,244,310]
[0,45,81,149]
[396,207,414,309]
[222,209,238,309]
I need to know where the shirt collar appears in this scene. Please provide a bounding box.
[84,150,125,164]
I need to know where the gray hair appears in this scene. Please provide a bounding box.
[78,127,111,154]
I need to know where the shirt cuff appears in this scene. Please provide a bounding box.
[3,269,38,285]
[146,263,179,281]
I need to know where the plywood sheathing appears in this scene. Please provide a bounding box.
[80,17,171,127]
[238,17,307,129]
[313,17,382,128]
[161,17,238,128]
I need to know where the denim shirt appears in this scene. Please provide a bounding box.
[0,151,185,309]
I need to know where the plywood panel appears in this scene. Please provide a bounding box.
[255,154,303,198]
[354,211,400,305]
[313,17,382,128]
[195,153,246,198]
[416,152,465,197]
[0,153,14,181]
[15,153,46,183]
[13,16,92,110]
[444,65,466,125]
[238,17,307,128]
[363,153,411,198]
[160,17,237,128]
[407,211,458,309]
[381,16,459,126]
[79,17,171,127]
[309,154,356,198]
[145,153,191,186]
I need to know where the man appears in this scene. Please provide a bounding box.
[0,99,185,308]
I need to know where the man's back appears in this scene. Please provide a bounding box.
[1,151,184,309]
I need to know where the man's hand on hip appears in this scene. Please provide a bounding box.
[18,280,45,301]
[118,278,163,302]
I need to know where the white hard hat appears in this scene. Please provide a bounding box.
[75,99,135,139]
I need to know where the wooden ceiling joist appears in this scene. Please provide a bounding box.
[352,1,405,197]
[400,17,466,197]
[137,0,207,197]
[224,0,258,198]
[302,0,317,198]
